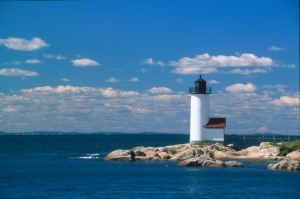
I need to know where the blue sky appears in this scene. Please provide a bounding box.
[0,0,299,134]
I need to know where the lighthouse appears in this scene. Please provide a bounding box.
[189,75,211,144]
[189,75,226,144]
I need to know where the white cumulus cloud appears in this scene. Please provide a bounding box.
[2,61,21,65]
[141,58,165,66]
[100,87,140,98]
[71,58,100,66]
[225,83,257,93]
[0,37,49,51]
[44,54,67,60]
[25,59,43,64]
[157,61,165,67]
[106,78,120,82]
[169,53,274,75]
[0,85,298,134]
[286,64,295,68]
[139,68,149,73]
[142,58,154,65]
[208,80,220,84]
[147,87,173,94]
[0,85,190,133]
[268,46,283,51]
[128,78,139,82]
[225,68,269,75]
[0,68,38,76]
[271,96,299,106]
[3,106,17,112]
[258,126,268,133]
[22,85,96,94]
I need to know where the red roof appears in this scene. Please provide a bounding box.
[204,118,226,128]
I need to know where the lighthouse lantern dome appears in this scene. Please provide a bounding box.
[194,75,206,93]
[189,75,211,94]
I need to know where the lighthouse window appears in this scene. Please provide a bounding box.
[195,83,199,87]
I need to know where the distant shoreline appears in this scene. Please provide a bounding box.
[0,131,299,136]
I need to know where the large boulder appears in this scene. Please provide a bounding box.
[178,156,214,167]
[104,150,133,161]
[268,159,300,171]
[210,143,233,152]
[157,151,171,160]
[259,142,280,156]
[286,149,300,161]
[163,148,177,155]
[202,160,224,167]
[200,143,236,159]
[164,144,190,154]
[178,157,244,168]
[178,157,202,166]
[230,142,280,160]
[170,149,196,161]
[194,148,205,156]
[140,147,159,158]
[131,146,146,156]
[202,149,214,159]
[214,151,232,159]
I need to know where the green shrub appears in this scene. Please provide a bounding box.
[271,140,300,156]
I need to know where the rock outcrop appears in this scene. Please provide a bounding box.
[268,159,300,171]
[286,149,300,161]
[104,143,237,162]
[230,142,280,160]
[103,142,300,170]
[104,142,282,162]
[267,146,300,171]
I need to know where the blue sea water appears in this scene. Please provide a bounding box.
[1,134,299,199]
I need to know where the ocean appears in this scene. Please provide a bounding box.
[1,134,299,199]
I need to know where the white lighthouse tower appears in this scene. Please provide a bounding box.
[189,75,211,144]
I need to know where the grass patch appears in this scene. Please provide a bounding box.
[271,140,300,156]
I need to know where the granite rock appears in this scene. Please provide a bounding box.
[286,149,300,161]
[268,158,300,171]
[104,150,133,161]
[178,156,244,168]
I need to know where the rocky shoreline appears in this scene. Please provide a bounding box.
[104,142,300,171]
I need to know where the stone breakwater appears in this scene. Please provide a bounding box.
[104,142,300,170]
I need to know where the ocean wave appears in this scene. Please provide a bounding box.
[78,156,99,159]
[71,153,100,159]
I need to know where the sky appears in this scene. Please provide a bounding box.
[0,0,299,135]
